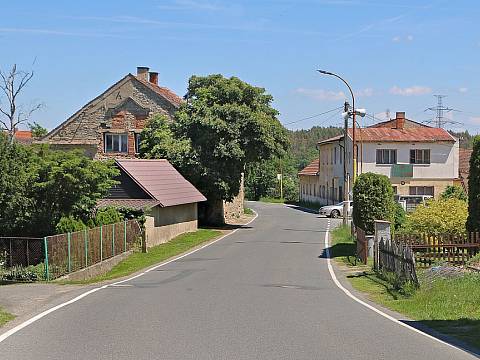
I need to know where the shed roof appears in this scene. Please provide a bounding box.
[298,158,319,176]
[116,159,206,207]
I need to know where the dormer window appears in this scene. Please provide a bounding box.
[105,133,128,153]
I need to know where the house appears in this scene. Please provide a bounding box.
[299,112,459,205]
[41,66,183,159]
[98,159,206,247]
[2,130,33,145]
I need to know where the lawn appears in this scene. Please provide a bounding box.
[330,225,480,350]
[259,196,285,204]
[0,306,14,327]
[65,229,221,284]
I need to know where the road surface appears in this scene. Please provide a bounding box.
[0,202,476,359]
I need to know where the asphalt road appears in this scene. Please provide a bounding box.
[0,202,476,359]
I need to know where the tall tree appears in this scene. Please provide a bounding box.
[0,64,43,143]
[28,121,48,138]
[467,136,480,232]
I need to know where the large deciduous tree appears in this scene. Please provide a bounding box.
[141,74,289,223]
[467,136,480,232]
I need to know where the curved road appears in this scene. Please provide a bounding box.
[0,202,476,359]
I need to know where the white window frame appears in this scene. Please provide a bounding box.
[105,133,128,153]
[376,149,397,164]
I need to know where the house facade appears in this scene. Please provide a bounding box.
[41,66,182,159]
[299,112,459,205]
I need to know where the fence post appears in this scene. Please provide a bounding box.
[84,228,88,267]
[100,225,103,262]
[67,232,71,273]
[112,223,116,257]
[43,237,49,281]
[124,221,127,252]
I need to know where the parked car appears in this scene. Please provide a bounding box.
[319,201,352,218]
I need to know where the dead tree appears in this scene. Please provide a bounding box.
[0,64,43,143]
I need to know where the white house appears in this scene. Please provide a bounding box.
[299,112,459,205]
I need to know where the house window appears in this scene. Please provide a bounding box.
[409,186,434,196]
[392,186,398,194]
[410,149,430,164]
[334,147,337,164]
[105,133,128,153]
[376,149,397,164]
[135,133,141,154]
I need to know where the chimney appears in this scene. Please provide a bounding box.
[136,66,149,81]
[395,111,405,129]
[149,71,158,86]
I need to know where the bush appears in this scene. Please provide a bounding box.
[94,207,123,226]
[441,185,467,201]
[55,216,87,234]
[393,202,406,230]
[402,198,468,236]
[352,173,395,234]
[467,136,480,232]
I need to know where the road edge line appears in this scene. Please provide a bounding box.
[0,210,259,344]
[324,228,477,357]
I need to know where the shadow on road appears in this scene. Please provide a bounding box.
[319,242,356,259]
[284,204,318,214]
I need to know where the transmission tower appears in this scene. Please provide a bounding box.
[425,95,461,128]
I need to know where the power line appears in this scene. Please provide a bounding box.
[425,95,462,128]
[284,106,343,126]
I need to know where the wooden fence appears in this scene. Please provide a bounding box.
[355,227,368,265]
[45,219,142,280]
[376,238,418,286]
[395,232,480,267]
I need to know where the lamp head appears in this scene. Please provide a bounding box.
[317,69,333,76]
[355,108,366,117]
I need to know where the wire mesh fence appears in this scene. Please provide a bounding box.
[0,237,44,267]
[45,219,142,280]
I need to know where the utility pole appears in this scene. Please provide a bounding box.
[342,101,349,225]
[280,161,283,200]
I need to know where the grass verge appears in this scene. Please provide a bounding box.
[64,229,221,285]
[0,306,14,327]
[244,207,255,215]
[330,225,480,350]
[259,197,285,204]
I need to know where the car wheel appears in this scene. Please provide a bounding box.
[330,210,340,218]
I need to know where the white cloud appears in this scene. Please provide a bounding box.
[295,88,345,101]
[157,0,226,11]
[357,88,374,97]
[389,85,431,96]
[470,116,480,124]
[392,36,401,42]
[459,87,468,93]
[392,34,413,42]
[406,34,414,41]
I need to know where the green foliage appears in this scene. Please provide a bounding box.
[402,198,468,235]
[94,207,123,226]
[28,122,48,138]
[352,173,395,234]
[448,130,475,149]
[441,185,467,201]
[245,160,278,200]
[141,75,289,205]
[393,202,406,230]
[467,136,480,232]
[55,216,87,234]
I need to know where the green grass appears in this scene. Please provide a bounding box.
[259,196,285,204]
[0,306,14,327]
[330,225,480,350]
[244,207,255,215]
[64,229,221,284]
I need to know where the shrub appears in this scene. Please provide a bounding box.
[393,202,406,230]
[55,216,87,234]
[94,207,123,226]
[467,136,480,232]
[441,185,467,201]
[402,198,468,236]
[352,173,395,234]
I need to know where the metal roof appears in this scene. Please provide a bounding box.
[116,159,206,207]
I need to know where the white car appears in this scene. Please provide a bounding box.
[319,201,352,218]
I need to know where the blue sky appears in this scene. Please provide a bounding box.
[1,0,479,133]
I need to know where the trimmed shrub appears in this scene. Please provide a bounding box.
[441,185,467,201]
[352,172,395,234]
[55,216,87,234]
[467,136,480,232]
[393,202,406,230]
[94,207,123,226]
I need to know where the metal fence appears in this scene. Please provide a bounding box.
[0,237,44,267]
[44,219,142,280]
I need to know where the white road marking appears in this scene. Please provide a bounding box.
[0,211,258,344]
[324,229,477,357]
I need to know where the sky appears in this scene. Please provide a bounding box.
[1,0,479,133]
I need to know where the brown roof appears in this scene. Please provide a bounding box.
[97,198,160,210]
[116,159,206,207]
[349,127,455,142]
[135,76,184,108]
[298,158,319,176]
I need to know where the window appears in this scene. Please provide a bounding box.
[334,147,337,164]
[409,186,434,196]
[105,133,128,153]
[392,186,398,194]
[376,149,397,164]
[410,149,430,164]
[135,133,141,154]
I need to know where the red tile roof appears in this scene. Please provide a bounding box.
[135,77,184,108]
[116,159,206,207]
[298,158,319,176]
[348,127,455,143]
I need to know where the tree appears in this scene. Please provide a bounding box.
[245,160,278,201]
[28,121,48,138]
[467,136,480,232]
[141,75,289,223]
[0,65,43,143]
[403,198,468,236]
[352,172,395,234]
[441,185,467,201]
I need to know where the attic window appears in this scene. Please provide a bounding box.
[105,133,128,153]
